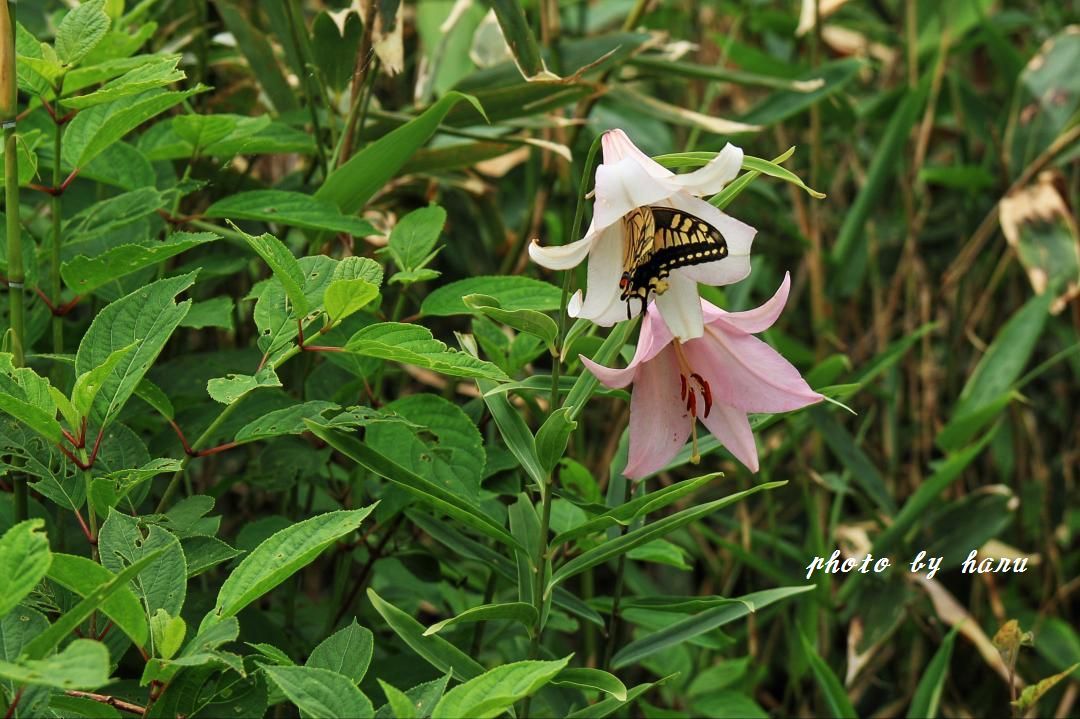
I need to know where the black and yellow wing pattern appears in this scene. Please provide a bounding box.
[618,206,728,317]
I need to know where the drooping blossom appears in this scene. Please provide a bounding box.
[529,129,756,341]
[581,273,822,479]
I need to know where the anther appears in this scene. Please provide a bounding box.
[679,375,687,400]
[690,373,712,418]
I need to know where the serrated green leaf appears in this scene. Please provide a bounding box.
[234,401,338,443]
[47,552,148,648]
[231,222,309,316]
[60,55,185,109]
[202,507,376,632]
[23,547,164,659]
[387,205,446,273]
[306,620,373,684]
[347,323,508,381]
[263,665,375,719]
[324,279,379,325]
[64,87,205,168]
[149,609,187,660]
[207,367,282,405]
[71,343,137,419]
[0,639,110,690]
[431,657,571,719]
[377,680,417,719]
[421,276,562,317]
[61,233,217,294]
[0,520,52,618]
[99,510,187,621]
[56,0,111,66]
[74,273,195,430]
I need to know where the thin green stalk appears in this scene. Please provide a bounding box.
[154,398,245,513]
[283,0,328,176]
[50,115,63,354]
[2,0,27,522]
[602,480,634,669]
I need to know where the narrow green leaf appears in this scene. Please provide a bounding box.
[366,589,484,682]
[831,85,928,292]
[807,407,895,514]
[306,422,520,551]
[0,520,52,618]
[214,0,298,112]
[378,680,417,718]
[611,586,813,669]
[485,0,546,78]
[552,668,628,701]
[535,408,576,475]
[549,482,786,592]
[551,473,719,547]
[566,675,676,718]
[423,602,537,637]
[907,627,959,719]
[564,321,637,421]
[205,190,377,236]
[430,657,571,718]
[263,665,374,719]
[317,92,485,214]
[23,548,165,660]
[799,628,857,718]
[477,378,546,490]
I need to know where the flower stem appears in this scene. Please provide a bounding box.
[602,479,634,669]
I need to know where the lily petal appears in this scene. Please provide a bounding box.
[568,223,623,321]
[592,157,673,231]
[654,272,705,340]
[703,272,791,334]
[622,346,692,480]
[579,305,675,388]
[602,129,674,180]
[666,143,743,196]
[580,355,636,389]
[684,329,822,414]
[699,403,759,472]
[529,233,595,270]
[661,193,754,287]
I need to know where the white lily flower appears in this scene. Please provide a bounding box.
[529,129,756,340]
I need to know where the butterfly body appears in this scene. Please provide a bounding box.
[619,206,728,317]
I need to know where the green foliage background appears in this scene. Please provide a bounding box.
[0,1,1078,717]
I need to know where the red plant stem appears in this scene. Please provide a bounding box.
[96,620,113,641]
[197,441,238,458]
[73,508,95,544]
[167,419,195,455]
[3,688,24,719]
[63,691,145,717]
[296,318,343,353]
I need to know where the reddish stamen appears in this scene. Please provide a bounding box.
[679,375,687,400]
[690,373,712,418]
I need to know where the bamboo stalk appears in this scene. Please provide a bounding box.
[1,0,27,522]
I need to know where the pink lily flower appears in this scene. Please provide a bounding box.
[529,129,756,341]
[581,273,822,479]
